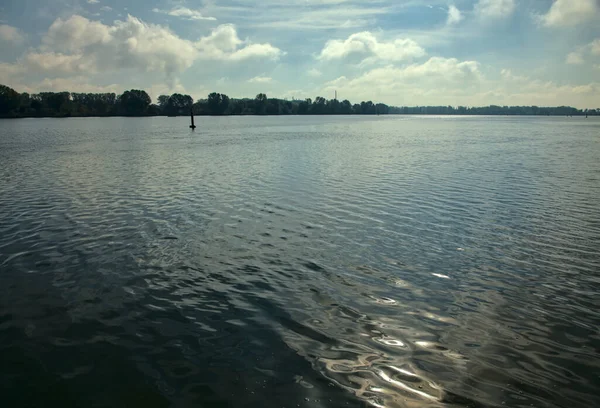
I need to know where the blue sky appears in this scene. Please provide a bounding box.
[1,0,599,107]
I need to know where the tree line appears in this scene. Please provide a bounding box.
[1,84,598,118]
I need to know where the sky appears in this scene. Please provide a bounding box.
[0,0,599,107]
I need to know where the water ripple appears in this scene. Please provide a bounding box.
[1,116,599,407]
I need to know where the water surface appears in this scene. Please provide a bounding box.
[1,116,599,408]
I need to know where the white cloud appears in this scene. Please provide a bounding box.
[318,31,425,63]
[2,75,119,95]
[318,61,598,107]
[540,0,598,27]
[566,51,584,65]
[590,39,600,56]
[0,24,24,44]
[32,77,119,93]
[196,24,242,52]
[245,4,388,30]
[0,14,283,93]
[307,68,322,77]
[0,62,21,79]
[475,0,516,19]
[152,6,216,21]
[87,0,100,4]
[195,24,282,61]
[39,15,198,78]
[500,68,527,82]
[23,52,95,73]
[43,15,111,52]
[320,57,482,103]
[100,6,112,12]
[386,57,481,81]
[447,5,463,25]
[248,76,273,83]
[228,43,283,61]
[565,39,600,65]
[492,71,600,107]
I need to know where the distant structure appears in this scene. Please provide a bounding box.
[334,90,337,101]
[190,108,196,129]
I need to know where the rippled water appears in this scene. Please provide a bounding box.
[1,116,599,408]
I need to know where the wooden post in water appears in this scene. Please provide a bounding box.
[190,108,196,130]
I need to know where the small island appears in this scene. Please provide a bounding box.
[1,84,597,118]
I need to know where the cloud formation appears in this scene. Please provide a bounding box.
[23,52,95,74]
[248,76,273,83]
[320,57,482,104]
[319,61,598,108]
[6,15,281,80]
[0,24,24,44]
[195,24,282,61]
[496,69,599,107]
[40,15,198,76]
[566,52,585,65]
[447,5,463,25]
[28,76,118,94]
[307,68,322,77]
[245,3,389,30]
[0,14,283,96]
[474,0,515,19]
[565,38,600,65]
[0,62,21,78]
[592,39,600,56]
[540,0,598,27]
[152,6,216,21]
[319,32,425,63]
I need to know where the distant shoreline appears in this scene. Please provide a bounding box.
[1,84,597,118]
[1,113,597,119]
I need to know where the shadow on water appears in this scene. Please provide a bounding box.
[0,254,172,407]
[0,256,362,407]
[4,240,596,407]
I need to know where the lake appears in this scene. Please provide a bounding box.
[1,115,599,408]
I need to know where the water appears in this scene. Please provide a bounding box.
[1,115,599,408]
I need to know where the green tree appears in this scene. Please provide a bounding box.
[266,98,281,115]
[117,90,151,116]
[147,104,161,116]
[298,98,312,114]
[340,100,352,114]
[0,84,20,116]
[157,95,170,111]
[360,101,376,114]
[2,83,596,118]
[311,96,327,114]
[254,93,268,115]
[37,92,70,115]
[376,103,389,114]
[165,93,193,115]
[207,92,230,115]
[219,94,230,114]
[327,98,341,114]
